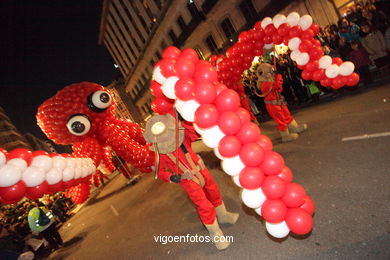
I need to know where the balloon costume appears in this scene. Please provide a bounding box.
[254,63,307,142]
[143,113,238,249]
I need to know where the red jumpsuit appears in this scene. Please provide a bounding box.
[157,123,222,225]
[260,74,293,131]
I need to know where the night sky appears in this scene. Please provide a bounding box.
[0,0,117,140]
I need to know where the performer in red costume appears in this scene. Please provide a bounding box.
[143,113,239,250]
[254,63,307,142]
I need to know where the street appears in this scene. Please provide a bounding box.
[50,83,390,260]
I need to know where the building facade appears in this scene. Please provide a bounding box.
[99,0,348,122]
[0,107,32,151]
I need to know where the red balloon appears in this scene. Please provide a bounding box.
[151,97,173,115]
[312,69,325,81]
[218,135,241,158]
[239,167,264,190]
[272,34,283,45]
[32,150,48,157]
[309,47,324,60]
[175,57,195,78]
[159,58,177,77]
[236,122,261,144]
[253,29,265,40]
[277,23,291,36]
[299,39,312,53]
[332,75,345,89]
[262,176,287,199]
[264,24,276,36]
[277,166,293,183]
[320,77,332,87]
[162,46,181,59]
[254,21,262,30]
[0,181,26,202]
[305,60,319,72]
[263,35,273,44]
[260,151,284,175]
[300,195,315,215]
[239,142,265,167]
[215,83,227,95]
[6,148,33,165]
[215,89,241,112]
[345,72,360,86]
[175,78,195,101]
[180,48,199,63]
[218,111,242,135]
[282,183,306,207]
[301,29,314,40]
[63,179,75,189]
[194,63,218,83]
[26,181,48,199]
[332,57,343,66]
[235,107,251,124]
[194,104,219,129]
[48,181,64,193]
[311,39,321,47]
[238,31,249,42]
[256,134,273,152]
[261,199,288,223]
[150,80,164,98]
[194,82,216,104]
[48,153,59,158]
[301,70,312,80]
[310,23,320,35]
[289,25,302,38]
[285,208,313,235]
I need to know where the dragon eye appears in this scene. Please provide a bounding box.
[87,90,112,112]
[66,114,91,136]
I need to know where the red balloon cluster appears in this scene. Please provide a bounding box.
[213,15,359,90]
[150,44,316,237]
[0,147,96,204]
[65,182,91,204]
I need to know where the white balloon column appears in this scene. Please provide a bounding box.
[0,147,96,204]
[150,42,316,239]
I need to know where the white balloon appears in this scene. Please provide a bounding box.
[288,37,301,51]
[213,147,225,160]
[31,155,52,172]
[89,164,97,175]
[272,14,286,29]
[179,100,200,122]
[264,43,274,50]
[81,166,89,178]
[62,167,75,182]
[0,164,22,187]
[52,156,67,169]
[339,61,355,76]
[325,64,340,78]
[152,65,166,85]
[161,76,179,100]
[232,175,242,188]
[202,126,225,148]
[261,17,273,29]
[7,158,27,172]
[290,50,302,61]
[174,99,185,113]
[241,187,266,208]
[46,168,62,185]
[221,155,245,177]
[0,151,6,168]
[66,158,76,168]
[319,55,332,69]
[74,166,82,179]
[254,206,262,216]
[286,12,300,27]
[22,166,45,187]
[298,14,313,31]
[193,123,205,135]
[265,221,290,238]
[296,52,310,66]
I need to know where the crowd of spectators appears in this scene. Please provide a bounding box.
[0,193,74,258]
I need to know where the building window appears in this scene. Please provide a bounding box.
[150,58,155,67]
[155,50,162,60]
[220,18,236,40]
[168,29,176,44]
[177,16,186,32]
[194,47,205,60]
[187,2,199,17]
[239,0,258,25]
[205,35,219,54]
[202,0,218,14]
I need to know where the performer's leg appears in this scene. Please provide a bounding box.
[267,104,298,142]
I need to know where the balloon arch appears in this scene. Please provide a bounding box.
[149,12,356,239]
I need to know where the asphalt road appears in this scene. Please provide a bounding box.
[49,83,390,260]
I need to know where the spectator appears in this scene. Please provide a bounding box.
[360,6,387,32]
[348,41,373,85]
[338,18,361,42]
[0,224,34,260]
[337,37,352,59]
[360,23,388,68]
